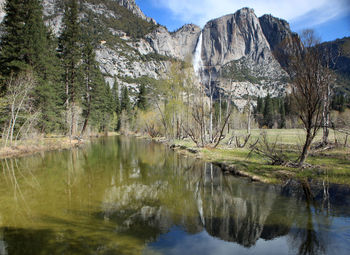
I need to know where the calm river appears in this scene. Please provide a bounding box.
[0,136,349,254]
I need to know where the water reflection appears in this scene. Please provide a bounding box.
[0,136,349,255]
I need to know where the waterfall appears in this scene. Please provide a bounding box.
[193,32,203,77]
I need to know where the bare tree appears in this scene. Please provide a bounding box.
[320,45,338,145]
[290,30,334,166]
[249,132,287,165]
[182,82,208,147]
[245,87,252,135]
[183,76,234,148]
[332,110,350,147]
[2,72,36,147]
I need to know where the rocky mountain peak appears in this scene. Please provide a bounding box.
[0,1,322,105]
[172,23,201,34]
[259,14,291,32]
[197,8,291,106]
[115,0,156,24]
[146,24,201,59]
[259,14,302,69]
[235,7,255,16]
[202,8,272,68]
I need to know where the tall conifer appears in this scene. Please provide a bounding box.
[263,94,274,128]
[59,0,81,135]
[121,86,131,113]
[136,84,147,110]
[0,0,63,132]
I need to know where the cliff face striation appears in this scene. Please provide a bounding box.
[146,24,201,60]
[202,8,272,67]
[259,14,303,69]
[198,8,293,107]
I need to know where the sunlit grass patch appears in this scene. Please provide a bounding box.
[170,129,350,185]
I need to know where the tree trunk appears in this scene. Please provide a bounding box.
[247,115,251,135]
[209,95,213,142]
[70,65,76,137]
[247,97,251,135]
[65,68,69,131]
[80,103,91,136]
[219,93,222,126]
[322,87,330,145]
[71,102,75,137]
[209,72,213,142]
[81,71,91,137]
[299,131,313,166]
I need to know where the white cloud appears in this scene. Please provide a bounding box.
[151,0,350,28]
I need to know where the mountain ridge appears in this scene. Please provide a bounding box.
[0,0,348,104]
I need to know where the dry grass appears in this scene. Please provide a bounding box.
[0,137,85,159]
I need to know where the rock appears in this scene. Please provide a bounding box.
[202,8,271,67]
[146,24,201,59]
[2,1,343,103]
[259,14,303,69]
[0,2,292,102]
[187,148,198,154]
[115,0,157,24]
[200,8,290,102]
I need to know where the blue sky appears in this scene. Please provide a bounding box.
[135,0,350,42]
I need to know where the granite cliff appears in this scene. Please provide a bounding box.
[2,0,345,106]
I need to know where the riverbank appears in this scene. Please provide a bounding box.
[0,137,85,159]
[2,131,349,185]
[0,132,119,159]
[143,131,350,185]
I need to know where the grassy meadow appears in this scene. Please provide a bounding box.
[170,129,350,185]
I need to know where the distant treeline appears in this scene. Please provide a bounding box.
[254,94,350,129]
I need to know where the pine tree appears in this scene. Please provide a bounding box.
[284,95,291,116]
[90,78,113,133]
[80,40,94,135]
[0,0,64,132]
[0,0,50,85]
[263,94,274,128]
[121,86,131,113]
[59,0,81,136]
[100,82,114,133]
[35,29,65,133]
[112,79,120,114]
[136,84,147,111]
[0,0,28,85]
[279,99,286,128]
[339,95,346,112]
[332,94,346,112]
[256,97,263,114]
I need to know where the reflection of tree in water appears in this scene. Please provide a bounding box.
[0,157,37,219]
[0,136,348,254]
[99,138,338,252]
[0,226,125,255]
[100,141,287,247]
[287,180,332,255]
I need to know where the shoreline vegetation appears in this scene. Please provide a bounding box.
[134,129,350,186]
[0,132,117,160]
[0,136,85,160]
[0,130,349,186]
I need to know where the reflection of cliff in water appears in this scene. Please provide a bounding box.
[99,137,350,251]
[1,136,349,254]
[200,164,279,247]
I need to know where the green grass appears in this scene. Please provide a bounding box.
[225,129,348,145]
[170,129,350,185]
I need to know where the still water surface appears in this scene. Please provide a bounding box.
[0,136,349,255]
